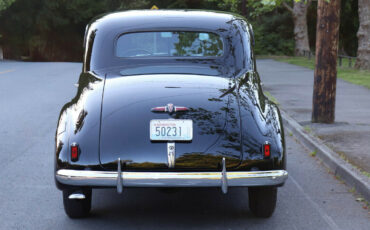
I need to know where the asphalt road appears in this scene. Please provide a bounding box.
[0,61,368,229]
[257,59,370,173]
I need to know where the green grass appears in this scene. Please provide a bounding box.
[303,125,312,133]
[363,171,370,178]
[268,56,370,89]
[264,91,279,105]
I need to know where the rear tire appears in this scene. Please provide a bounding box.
[63,189,92,218]
[248,187,277,218]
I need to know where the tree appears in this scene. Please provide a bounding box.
[212,0,313,56]
[355,0,370,70]
[339,0,359,57]
[0,0,150,61]
[255,0,313,56]
[282,0,312,56]
[0,0,15,59]
[0,0,14,11]
[312,0,341,123]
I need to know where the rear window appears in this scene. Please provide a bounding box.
[116,31,223,58]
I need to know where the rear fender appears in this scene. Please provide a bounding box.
[55,72,105,173]
[235,71,285,171]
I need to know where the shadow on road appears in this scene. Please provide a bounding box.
[69,187,258,228]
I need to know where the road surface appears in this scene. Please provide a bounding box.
[0,61,368,229]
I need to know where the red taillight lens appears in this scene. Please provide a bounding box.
[264,143,271,158]
[71,144,79,162]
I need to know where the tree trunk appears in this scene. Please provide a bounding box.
[283,1,312,56]
[0,45,3,60]
[292,1,311,56]
[312,0,341,124]
[241,0,247,17]
[355,0,370,70]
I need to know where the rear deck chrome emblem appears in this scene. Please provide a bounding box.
[167,103,174,113]
[167,142,176,168]
[151,104,189,113]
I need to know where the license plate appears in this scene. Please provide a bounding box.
[150,119,193,141]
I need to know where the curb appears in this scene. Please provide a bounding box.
[281,110,370,202]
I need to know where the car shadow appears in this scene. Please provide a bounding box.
[68,187,261,229]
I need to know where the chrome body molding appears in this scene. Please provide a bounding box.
[117,158,123,194]
[221,158,228,194]
[56,169,288,188]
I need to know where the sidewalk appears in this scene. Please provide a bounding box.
[257,59,370,175]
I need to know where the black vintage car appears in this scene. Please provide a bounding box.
[55,10,287,218]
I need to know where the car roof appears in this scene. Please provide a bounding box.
[84,10,254,76]
[90,10,240,32]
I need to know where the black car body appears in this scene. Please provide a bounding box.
[55,10,287,218]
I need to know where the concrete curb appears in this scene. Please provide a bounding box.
[281,110,370,202]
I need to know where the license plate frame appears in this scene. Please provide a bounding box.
[150,119,193,141]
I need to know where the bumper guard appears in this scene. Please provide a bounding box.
[56,158,288,194]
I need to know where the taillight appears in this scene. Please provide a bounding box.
[71,143,79,162]
[263,142,271,158]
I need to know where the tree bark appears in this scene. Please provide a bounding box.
[355,0,370,70]
[312,0,341,124]
[241,0,247,17]
[283,1,311,56]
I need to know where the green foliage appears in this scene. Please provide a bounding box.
[206,0,241,13]
[310,150,317,157]
[0,0,15,12]
[204,0,295,55]
[0,0,361,61]
[253,10,294,55]
[339,0,359,56]
[304,125,312,133]
[0,0,15,39]
[0,0,149,60]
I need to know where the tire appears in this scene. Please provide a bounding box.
[63,189,92,218]
[248,187,277,218]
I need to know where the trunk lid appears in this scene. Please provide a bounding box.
[99,74,241,170]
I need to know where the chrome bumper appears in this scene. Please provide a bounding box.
[56,169,288,187]
[56,158,287,194]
